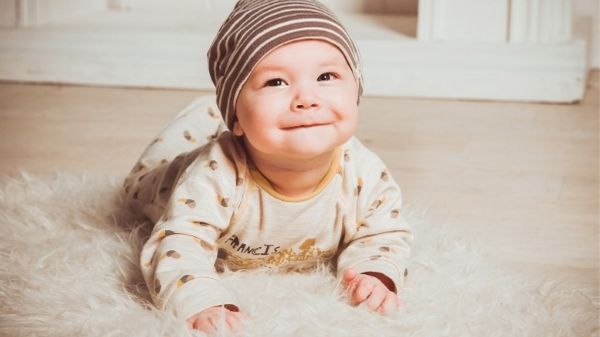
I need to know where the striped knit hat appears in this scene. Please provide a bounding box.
[207,0,363,130]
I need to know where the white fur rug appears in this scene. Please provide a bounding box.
[0,173,597,337]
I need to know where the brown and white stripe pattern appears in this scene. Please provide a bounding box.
[207,0,363,130]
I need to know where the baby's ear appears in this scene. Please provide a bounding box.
[232,119,244,136]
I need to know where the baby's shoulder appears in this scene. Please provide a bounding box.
[181,132,248,185]
[342,137,387,171]
[339,137,397,191]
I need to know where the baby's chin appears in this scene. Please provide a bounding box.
[283,146,336,159]
[278,135,348,158]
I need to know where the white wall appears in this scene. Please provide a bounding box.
[0,0,105,26]
[36,0,105,23]
[107,0,418,15]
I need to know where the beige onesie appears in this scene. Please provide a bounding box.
[124,96,413,320]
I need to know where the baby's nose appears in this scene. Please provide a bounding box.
[295,100,319,110]
[292,86,319,111]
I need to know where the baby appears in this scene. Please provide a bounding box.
[123,0,413,334]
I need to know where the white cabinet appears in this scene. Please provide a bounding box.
[418,0,510,42]
[409,0,587,102]
[509,0,573,43]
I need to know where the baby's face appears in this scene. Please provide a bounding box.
[234,39,359,160]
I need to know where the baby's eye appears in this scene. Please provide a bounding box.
[265,78,285,87]
[317,72,336,81]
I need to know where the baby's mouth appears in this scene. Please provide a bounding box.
[282,122,329,130]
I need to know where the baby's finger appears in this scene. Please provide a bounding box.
[191,316,217,334]
[352,279,375,305]
[226,313,244,333]
[366,285,386,311]
[345,278,359,298]
[191,317,205,331]
[377,294,401,315]
[343,269,358,285]
[207,315,220,332]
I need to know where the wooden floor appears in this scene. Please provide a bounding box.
[0,73,598,288]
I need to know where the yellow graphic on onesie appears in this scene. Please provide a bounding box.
[221,235,335,270]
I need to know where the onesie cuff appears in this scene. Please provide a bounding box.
[341,259,407,291]
[169,277,239,320]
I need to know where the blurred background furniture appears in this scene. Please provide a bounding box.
[0,0,597,102]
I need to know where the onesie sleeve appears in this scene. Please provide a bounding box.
[337,144,413,292]
[139,142,240,320]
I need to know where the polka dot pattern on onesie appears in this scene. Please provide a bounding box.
[166,250,181,258]
[176,275,194,288]
[190,220,210,226]
[178,198,196,208]
[357,222,368,231]
[150,137,163,146]
[354,178,364,196]
[370,198,383,210]
[390,209,401,219]
[207,107,219,119]
[207,129,221,142]
[219,196,229,207]
[194,237,216,251]
[156,229,176,241]
[183,130,196,143]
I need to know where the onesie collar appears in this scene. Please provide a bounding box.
[248,147,342,202]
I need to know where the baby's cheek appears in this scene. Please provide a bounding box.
[338,103,358,123]
[336,116,358,139]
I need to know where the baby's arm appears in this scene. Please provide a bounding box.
[337,150,413,313]
[139,147,243,332]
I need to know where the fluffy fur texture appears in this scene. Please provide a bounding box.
[0,173,597,337]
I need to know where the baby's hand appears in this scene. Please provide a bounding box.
[186,304,246,335]
[342,269,402,315]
